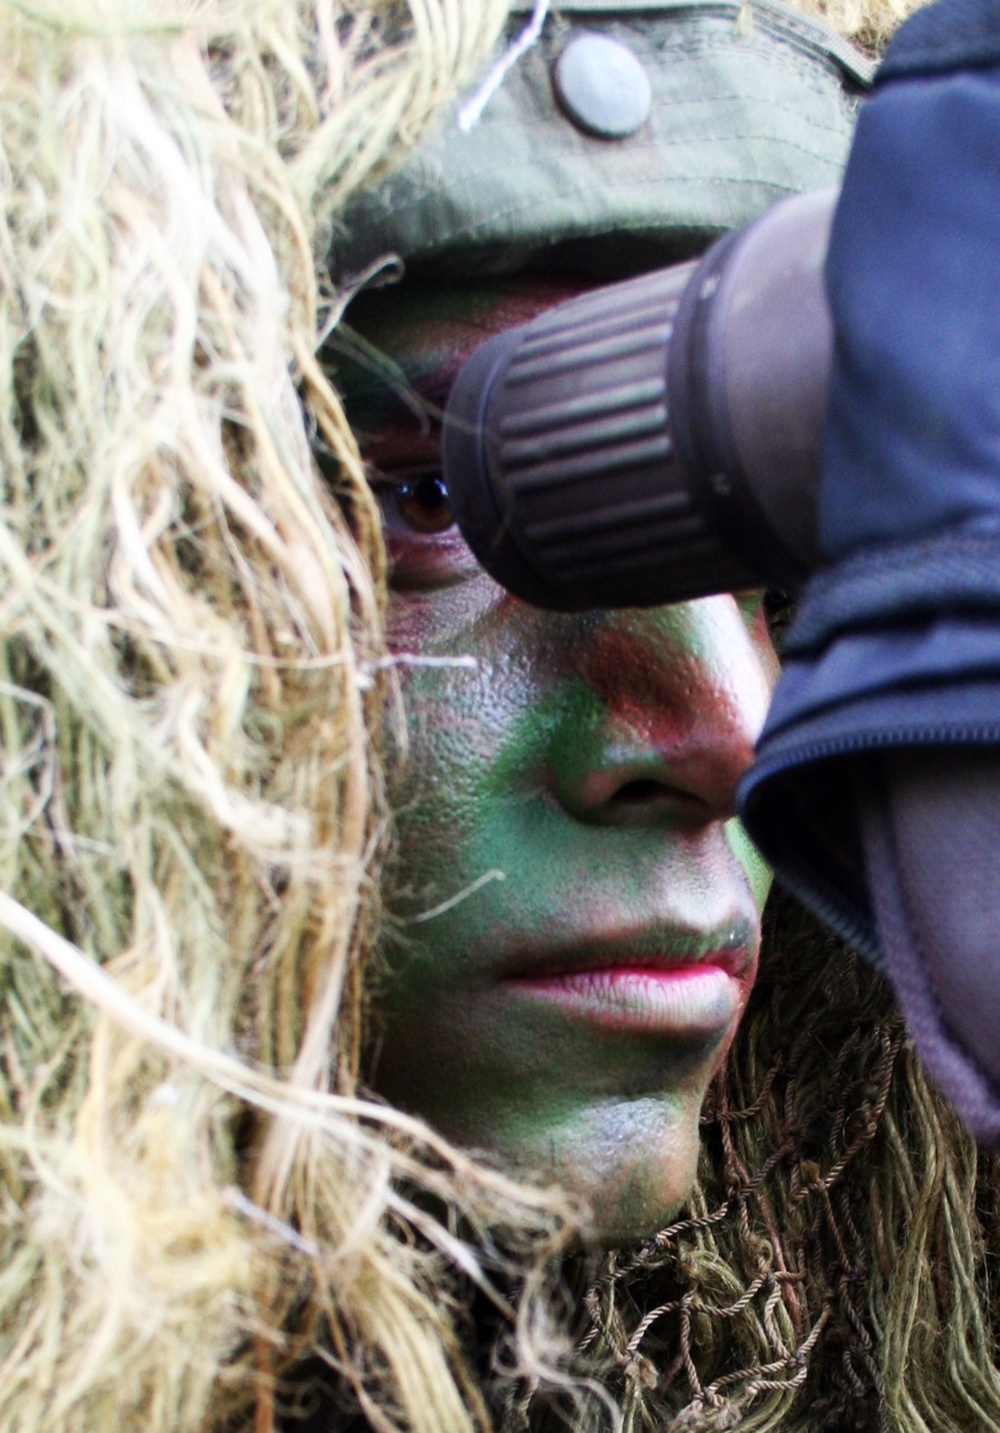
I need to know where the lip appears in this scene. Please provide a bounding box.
[500,923,756,1036]
[507,962,745,1035]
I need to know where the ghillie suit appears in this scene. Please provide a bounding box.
[0,4,571,1431]
[1,2,999,1433]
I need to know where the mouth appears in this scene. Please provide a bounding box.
[501,926,755,1037]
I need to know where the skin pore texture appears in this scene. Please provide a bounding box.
[348,282,778,1243]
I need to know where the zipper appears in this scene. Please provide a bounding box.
[741,722,1000,964]
[749,722,1000,783]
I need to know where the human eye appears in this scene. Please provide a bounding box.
[371,466,481,590]
[761,587,795,655]
[734,587,795,658]
[383,469,454,535]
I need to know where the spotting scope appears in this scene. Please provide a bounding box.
[442,188,837,611]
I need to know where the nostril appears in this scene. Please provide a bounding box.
[606,775,729,822]
[614,778,666,805]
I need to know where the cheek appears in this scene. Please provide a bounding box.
[385,572,498,662]
[727,818,773,913]
[704,597,779,741]
[385,581,534,857]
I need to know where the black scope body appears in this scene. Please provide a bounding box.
[442,188,837,611]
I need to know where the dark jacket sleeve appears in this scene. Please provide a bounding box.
[738,0,1000,1139]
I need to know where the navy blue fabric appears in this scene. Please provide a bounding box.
[820,63,1000,556]
[743,1,1000,825]
[775,530,1000,646]
[744,0,1000,835]
[762,528,1000,721]
[876,0,1000,79]
[739,0,1000,1136]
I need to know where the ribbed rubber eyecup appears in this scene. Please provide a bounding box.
[441,192,830,610]
[442,262,756,610]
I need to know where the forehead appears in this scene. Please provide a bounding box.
[335,280,590,465]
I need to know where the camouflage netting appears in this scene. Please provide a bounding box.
[512,891,1000,1430]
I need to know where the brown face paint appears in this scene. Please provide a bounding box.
[347,286,778,1244]
[332,279,590,469]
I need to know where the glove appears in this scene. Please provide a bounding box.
[739,0,1000,1142]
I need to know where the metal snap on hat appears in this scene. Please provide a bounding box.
[333,0,874,282]
[553,32,653,138]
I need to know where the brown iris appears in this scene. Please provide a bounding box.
[395,472,455,535]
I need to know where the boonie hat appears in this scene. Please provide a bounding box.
[334,0,873,281]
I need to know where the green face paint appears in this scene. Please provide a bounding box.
[350,286,778,1244]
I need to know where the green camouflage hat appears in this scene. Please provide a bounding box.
[333,0,873,282]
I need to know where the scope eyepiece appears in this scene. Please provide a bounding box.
[442,188,837,611]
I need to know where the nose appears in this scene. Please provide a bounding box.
[547,595,775,827]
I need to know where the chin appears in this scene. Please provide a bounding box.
[501,1092,706,1248]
